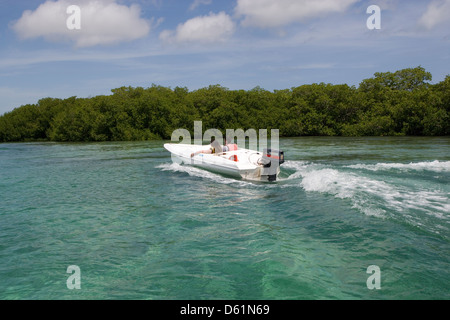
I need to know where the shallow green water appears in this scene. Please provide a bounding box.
[0,137,449,299]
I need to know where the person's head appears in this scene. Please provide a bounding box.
[224,136,232,145]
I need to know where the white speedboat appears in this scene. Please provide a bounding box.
[164,143,285,182]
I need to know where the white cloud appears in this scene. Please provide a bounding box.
[160,11,235,44]
[11,0,151,47]
[189,0,213,11]
[419,0,450,30]
[235,0,359,28]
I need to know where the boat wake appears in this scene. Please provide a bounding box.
[346,160,450,173]
[156,162,258,187]
[158,159,449,237]
[282,160,449,238]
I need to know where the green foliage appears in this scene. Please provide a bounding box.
[360,66,432,92]
[0,67,448,142]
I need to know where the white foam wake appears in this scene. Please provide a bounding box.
[282,161,450,223]
[159,160,449,236]
[156,162,257,187]
[347,160,450,173]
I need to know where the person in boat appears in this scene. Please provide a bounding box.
[222,137,238,152]
[190,137,223,157]
[190,137,238,157]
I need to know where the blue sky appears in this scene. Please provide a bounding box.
[0,0,449,115]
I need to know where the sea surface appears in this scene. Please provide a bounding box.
[0,137,449,300]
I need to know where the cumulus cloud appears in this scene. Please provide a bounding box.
[419,0,450,30]
[11,0,151,47]
[235,0,359,28]
[160,11,235,44]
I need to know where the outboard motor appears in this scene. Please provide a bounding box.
[260,148,285,181]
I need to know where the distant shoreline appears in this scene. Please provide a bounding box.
[1,136,449,146]
[1,67,449,143]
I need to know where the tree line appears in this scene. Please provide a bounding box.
[0,66,449,142]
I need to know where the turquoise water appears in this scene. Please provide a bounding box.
[0,137,449,300]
